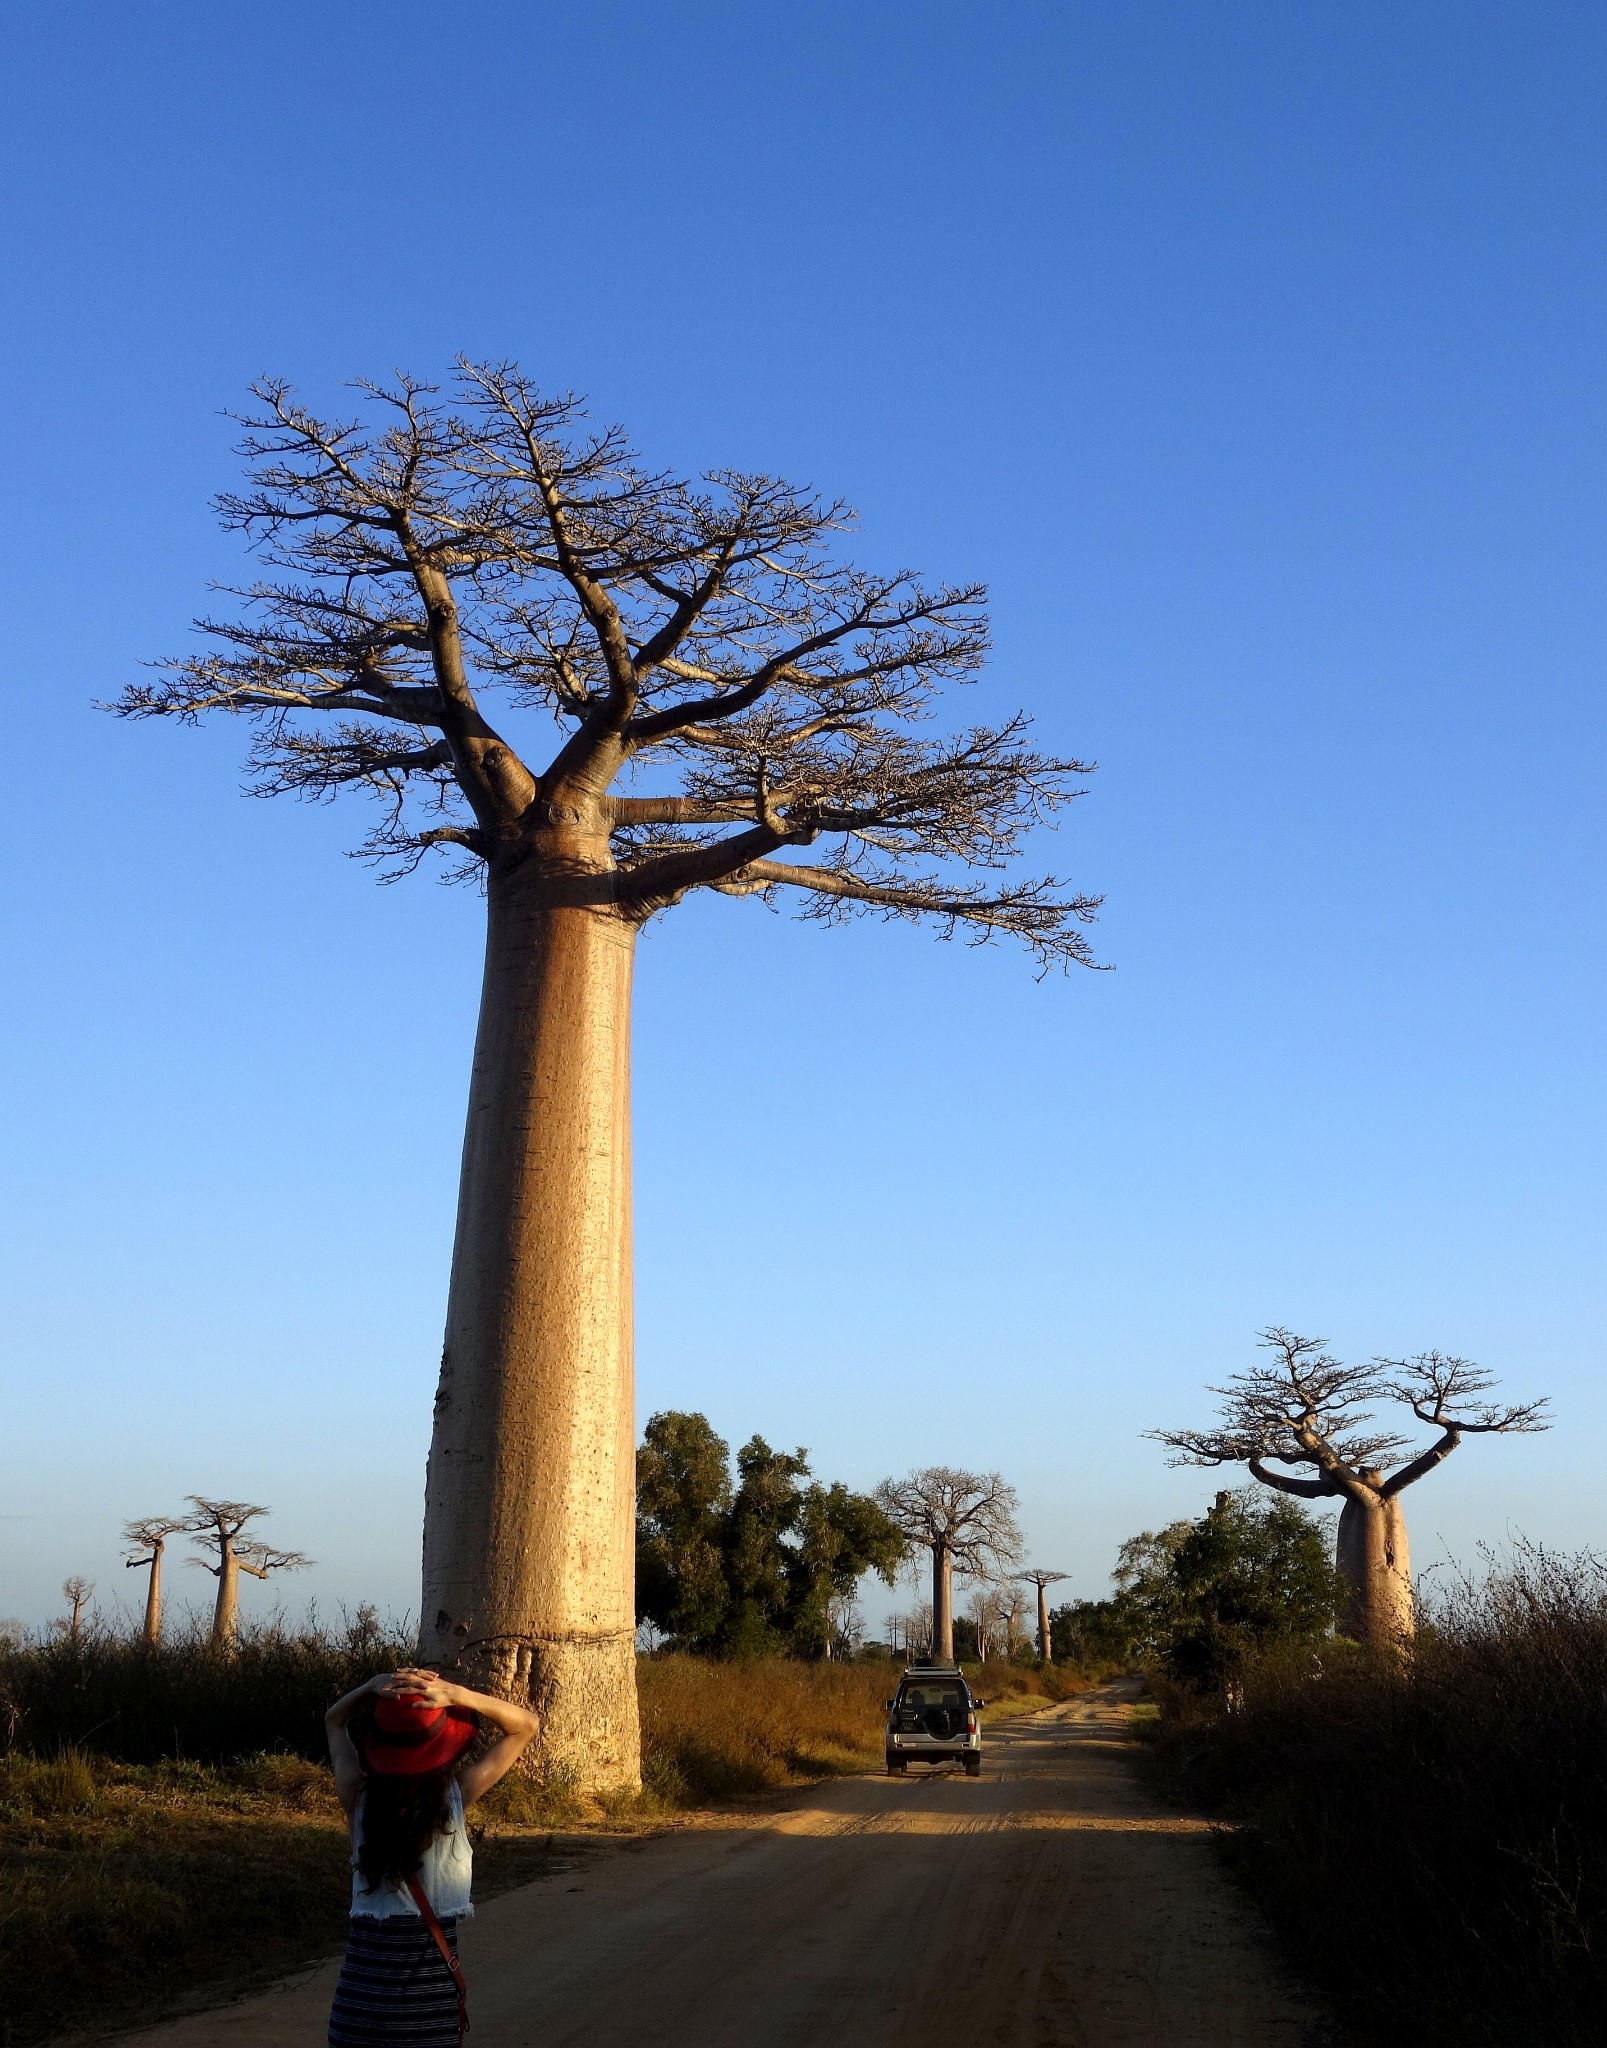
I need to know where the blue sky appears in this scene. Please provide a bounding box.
[2,1,1602,1633]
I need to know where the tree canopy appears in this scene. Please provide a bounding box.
[872,1467,1022,1573]
[1051,1490,1343,1682]
[635,1412,904,1656]
[1150,1327,1549,1504]
[115,363,1101,967]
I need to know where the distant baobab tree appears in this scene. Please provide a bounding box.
[967,1582,1005,1661]
[1017,1569,1069,1662]
[123,1516,188,1644]
[875,1468,1022,1662]
[999,1576,1031,1657]
[184,1498,310,1649]
[114,363,1099,1789]
[1151,1328,1549,1651]
[60,1576,94,1644]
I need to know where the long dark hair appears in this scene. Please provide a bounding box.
[356,1765,454,1893]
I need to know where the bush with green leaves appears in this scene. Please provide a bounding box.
[1147,1542,1607,2048]
[1052,1490,1343,1682]
[636,1412,904,1656]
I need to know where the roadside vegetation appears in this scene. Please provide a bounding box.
[1146,1545,1607,2048]
[0,1624,1092,2044]
[635,1411,905,1657]
[1049,1486,1344,1683]
[1098,1485,1607,2048]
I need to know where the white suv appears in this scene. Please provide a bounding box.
[885,1663,984,1776]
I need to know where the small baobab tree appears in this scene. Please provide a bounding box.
[60,1576,94,1644]
[123,1515,188,1644]
[185,1498,310,1649]
[967,1582,1005,1661]
[113,364,1098,1788]
[1151,1328,1549,1651]
[874,1468,1022,1662]
[1017,1568,1069,1662]
[999,1576,1032,1657]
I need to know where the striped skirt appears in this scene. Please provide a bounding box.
[328,1913,462,2046]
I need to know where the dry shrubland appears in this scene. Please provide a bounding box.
[639,1652,1095,1803]
[1144,1542,1607,2048]
[0,1635,1090,2043]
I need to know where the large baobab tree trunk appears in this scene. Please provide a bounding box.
[1337,1492,1414,1651]
[421,868,641,1793]
[1036,1582,1051,1663]
[212,1549,241,1648]
[142,1552,163,1645]
[931,1546,955,1661]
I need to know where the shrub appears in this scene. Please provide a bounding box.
[0,1611,412,1762]
[1146,1542,1607,2048]
[636,1653,890,1801]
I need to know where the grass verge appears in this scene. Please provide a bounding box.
[0,1751,558,2048]
[1139,1544,1607,2048]
[2,1652,1106,2043]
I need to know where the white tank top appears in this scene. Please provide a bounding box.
[350,1778,474,1920]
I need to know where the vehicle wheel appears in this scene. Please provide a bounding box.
[965,1752,982,1777]
[886,1754,906,1774]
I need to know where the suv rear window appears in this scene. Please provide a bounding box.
[898,1684,968,1710]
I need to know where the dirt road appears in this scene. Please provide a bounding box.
[113,1683,1330,2048]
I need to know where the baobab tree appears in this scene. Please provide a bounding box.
[875,1468,1022,1661]
[60,1577,94,1644]
[123,1515,188,1644]
[184,1498,310,1649]
[1017,1568,1069,1662]
[999,1576,1032,1657]
[1151,1329,1548,1651]
[114,364,1099,1788]
[967,1582,1005,1661]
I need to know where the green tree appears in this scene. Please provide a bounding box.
[787,1482,906,1656]
[721,1437,812,1657]
[1052,1493,1342,1680]
[634,1414,902,1655]
[1164,1489,1343,1686]
[636,1412,734,1647]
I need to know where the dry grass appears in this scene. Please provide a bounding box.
[0,1653,1102,2043]
[0,1750,351,2046]
[0,1749,557,2047]
[1142,1545,1607,2048]
[632,1653,1098,1805]
[0,1615,413,1764]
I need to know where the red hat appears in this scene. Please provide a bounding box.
[361,1691,479,1776]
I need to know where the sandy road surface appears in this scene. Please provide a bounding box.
[110,1682,1330,2048]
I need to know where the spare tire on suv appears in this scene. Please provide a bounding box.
[884,1663,984,1777]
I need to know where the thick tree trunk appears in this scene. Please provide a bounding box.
[212,1549,240,1649]
[1036,1582,1051,1663]
[420,864,641,1793]
[142,1549,163,1645]
[931,1545,954,1661]
[1336,1492,1415,1650]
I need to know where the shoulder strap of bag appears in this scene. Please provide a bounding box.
[406,1876,470,2040]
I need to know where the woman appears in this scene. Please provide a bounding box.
[325,1666,538,2047]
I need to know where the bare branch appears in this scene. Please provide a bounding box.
[1153,1328,1548,1507]
[234,1542,312,1580]
[118,361,1100,967]
[691,856,1102,971]
[873,1468,1022,1573]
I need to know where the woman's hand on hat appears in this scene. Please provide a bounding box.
[381,1666,464,1709]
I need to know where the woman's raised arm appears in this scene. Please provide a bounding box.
[387,1668,540,1808]
[325,1673,391,1820]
